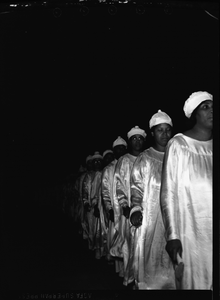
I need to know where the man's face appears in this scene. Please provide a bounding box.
[103,153,114,166]
[86,160,93,171]
[129,134,145,152]
[152,123,172,148]
[195,100,213,130]
[113,145,127,160]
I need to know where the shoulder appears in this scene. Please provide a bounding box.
[166,133,189,149]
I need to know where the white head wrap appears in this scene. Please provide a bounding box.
[183,91,213,118]
[149,110,173,129]
[127,126,147,139]
[92,151,103,160]
[112,136,127,148]
[103,150,113,158]
[86,155,93,163]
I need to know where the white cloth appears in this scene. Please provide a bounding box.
[101,159,117,260]
[160,133,212,289]
[127,126,146,139]
[110,153,137,285]
[183,91,213,118]
[113,136,127,148]
[130,147,176,290]
[92,151,103,160]
[103,149,113,158]
[149,110,173,129]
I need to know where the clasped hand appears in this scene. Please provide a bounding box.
[130,211,142,228]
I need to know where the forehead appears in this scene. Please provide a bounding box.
[199,100,213,106]
[154,123,172,129]
[114,145,126,150]
[130,134,144,139]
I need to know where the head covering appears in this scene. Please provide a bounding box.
[183,91,213,118]
[127,126,147,139]
[86,155,93,163]
[103,150,113,158]
[92,151,103,160]
[112,136,127,148]
[149,110,173,129]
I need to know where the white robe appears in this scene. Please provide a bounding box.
[160,133,212,289]
[130,147,176,290]
[111,153,137,285]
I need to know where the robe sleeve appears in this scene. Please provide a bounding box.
[115,157,130,208]
[130,154,145,215]
[91,172,103,207]
[82,173,90,206]
[102,167,113,212]
[160,138,180,241]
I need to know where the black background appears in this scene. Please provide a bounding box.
[0,1,218,295]
[1,1,219,191]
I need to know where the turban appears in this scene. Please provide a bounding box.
[183,91,213,118]
[103,150,113,158]
[149,110,173,129]
[127,126,147,139]
[92,151,103,160]
[86,155,93,163]
[112,136,127,148]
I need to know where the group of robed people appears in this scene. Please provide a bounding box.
[71,91,213,290]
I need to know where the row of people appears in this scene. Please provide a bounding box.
[72,91,213,290]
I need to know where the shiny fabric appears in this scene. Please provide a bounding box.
[78,172,88,239]
[160,133,212,289]
[130,147,176,290]
[91,170,106,259]
[101,159,118,261]
[110,153,137,285]
[82,170,96,250]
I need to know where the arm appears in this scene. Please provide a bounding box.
[115,157,130,208]
[101,167,113,212]
[130,154,145,227]
[82,173,91,211]
[160,138,182,263]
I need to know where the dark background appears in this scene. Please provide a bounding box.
[2,1,219,183]
[0,1,219,295]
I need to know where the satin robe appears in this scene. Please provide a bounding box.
[102,159,117,260]
[160,133,212,289]
[82,170,96,250]
[78,171,88,239]
[110,153,137,285]
[130,147,176,290]
[91,170,106,259]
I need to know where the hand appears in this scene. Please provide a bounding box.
[130,211,142,228]
[165,239,183,265]
[109,209,114,223]
[94,204,100,218]
[122,206,131,219]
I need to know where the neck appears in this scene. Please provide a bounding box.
[152,145,166,153]
[129,150,142,157]
[188,125,212,141]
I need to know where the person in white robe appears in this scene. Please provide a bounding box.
[101,137,127,274]
[160,91,213,289]
[78,155,93,240]
[88,151,104,259]
[130,110,176,290]
[111,126,146,287]
[82,155,97,250]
